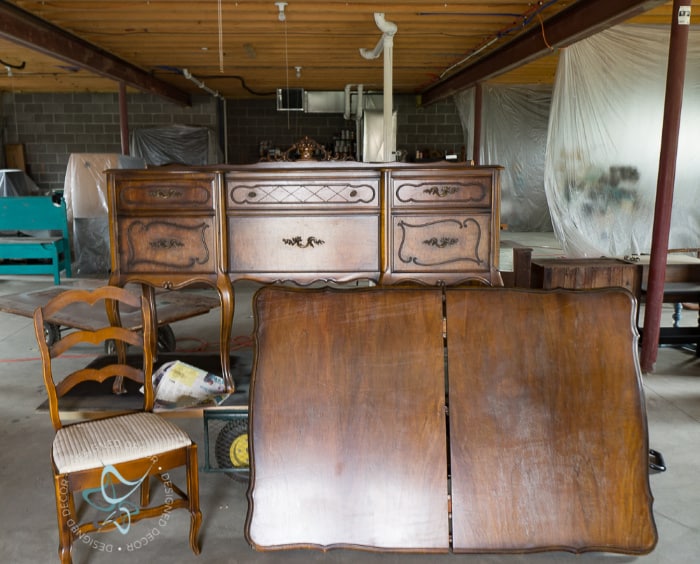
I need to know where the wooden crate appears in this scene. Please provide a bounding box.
[530,257,640,293]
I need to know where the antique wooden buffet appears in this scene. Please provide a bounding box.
[106,162,658,555]
[107,162,503,390]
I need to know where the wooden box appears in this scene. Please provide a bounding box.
[530,257,640,294]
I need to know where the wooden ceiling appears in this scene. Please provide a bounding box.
[0,1,694,106]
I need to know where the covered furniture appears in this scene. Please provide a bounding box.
[246,285,657,554]
[33,285,201,563]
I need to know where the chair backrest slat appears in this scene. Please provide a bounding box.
[33,284,156,430]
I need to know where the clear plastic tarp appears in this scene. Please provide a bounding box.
[63,153,120,275]
[545,24,700,257]
[0,169,43,196]
[454,85,553,232]
[130,124,221,165]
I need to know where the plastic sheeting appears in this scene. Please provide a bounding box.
[130,124,221,165]
[63,154,119,222]
[63,154,120,275]
[0,169,42,196]
[454,85,553,232]
[545,25,700,257]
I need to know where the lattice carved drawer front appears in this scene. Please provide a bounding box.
[116,174,216,211]
[118,217,216,273]
[229,215,379,274]
[392,173,492,208]
[392,214,491,273]
[226,174,379,209]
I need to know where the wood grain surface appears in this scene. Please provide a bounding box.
[245,286,656,554]
[446,288,656,554]
[246,286,449,551]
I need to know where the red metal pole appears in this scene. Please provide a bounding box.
[640,1,691,372]
[473,83,482,165]
[119,81,129,155]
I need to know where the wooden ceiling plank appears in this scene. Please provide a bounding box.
[421,0,670,104]
[0,1,190,105]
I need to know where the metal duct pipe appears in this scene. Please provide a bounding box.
[344,84,365,121]
[359,13,397,162]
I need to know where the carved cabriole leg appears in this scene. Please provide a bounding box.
[53,472,73,564]
[187,444,202,554]
[217,274,235,392]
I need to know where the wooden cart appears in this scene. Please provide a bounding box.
[0,284,220,352]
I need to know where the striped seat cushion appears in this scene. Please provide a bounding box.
[53,412,192,474]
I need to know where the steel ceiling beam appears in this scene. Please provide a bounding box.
[421,0,669,105]
[0,1,190,106]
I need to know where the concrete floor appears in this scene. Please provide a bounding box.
[0,274,698,564]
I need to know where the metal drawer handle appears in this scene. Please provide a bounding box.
[148,189,185,199]
[423,236,459,248]
[424,185,459,197]
[282,236,325,249]
[149,238,185,249]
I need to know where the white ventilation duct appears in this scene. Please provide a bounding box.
[360,13,397,162]
[343,84,364,120]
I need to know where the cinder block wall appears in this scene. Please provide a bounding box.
[1,91,465,190]
[0,92,218,191]
[226,95,466,164]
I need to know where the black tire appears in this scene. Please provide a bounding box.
[104,325,177,355]
[44,323,60,346]
[156,324,177,352]
[215,418,250,482]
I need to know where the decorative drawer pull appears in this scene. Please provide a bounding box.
[148,189,184,199]
[424,185,459,197]
[149,238,185,249]
[282,236,325,249]
[424,236,459,248]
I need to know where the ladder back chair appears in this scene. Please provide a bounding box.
[33,284,201,564]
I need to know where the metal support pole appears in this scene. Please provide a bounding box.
[640,1,691,372]
[118,82,129,155]
[473,83,483,165]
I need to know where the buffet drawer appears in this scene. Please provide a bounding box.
[229,215,379,273]
[226,174,379,209]
[391,172,492,208]
[116,173,216,211]
[118,216,217,273]
[391,214,491,273]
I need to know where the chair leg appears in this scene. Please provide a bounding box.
[140,475,151,507]
[53,473,73,564]
[187,444,202,555]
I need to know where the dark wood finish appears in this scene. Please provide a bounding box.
[108,169,235,390]
[33,285,201,564]
[245,285,657,554]
[512,246,533,288]
[246,286,449,551]
[384,167,501,285]
[446,288,656,553]
[530,257,640,294]
[108,163,502,390]
[0,285,219,332]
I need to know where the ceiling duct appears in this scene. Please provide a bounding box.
[360,13,397,162]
